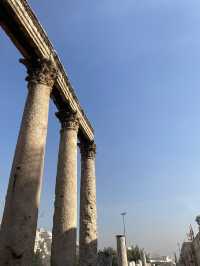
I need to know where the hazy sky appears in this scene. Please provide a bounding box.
[1,0,200,257]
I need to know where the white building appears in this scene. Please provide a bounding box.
[34,228,52,266]
[149,256,175,266]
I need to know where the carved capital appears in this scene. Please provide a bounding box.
[79,141,96,160]
[20,58,58,87]
[56,110,79,131]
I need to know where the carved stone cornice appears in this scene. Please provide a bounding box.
[79,141,96,160]
[20,58,58,87]
[56,111,79,131]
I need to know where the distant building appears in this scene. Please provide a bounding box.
[34,228,80,266]
[178,241,195,266]
[178,216,200,266]
[149,256,175,266]
[34,228,52,266]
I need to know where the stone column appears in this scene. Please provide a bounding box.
[0,58,57,265]
[51,111,79,266]
[116,235,128,266]
[79,141,97,266]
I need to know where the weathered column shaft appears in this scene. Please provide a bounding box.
[51,112,79,266]
[116,235,128,266]
[79,141,97,266]
[0,58,57,266]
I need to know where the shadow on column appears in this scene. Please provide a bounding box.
[79,238,98,266]
[51,227,77,266]
[0,144,47,265]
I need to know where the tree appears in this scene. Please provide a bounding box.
[98,247,118,266]
[98,245,147,265]
[32,252,42,266]
[127,245,142,262]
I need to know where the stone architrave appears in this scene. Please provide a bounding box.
[51,111,79,266]
[116,235,128,266]
[79,141,97,266]
[0,58,57,265]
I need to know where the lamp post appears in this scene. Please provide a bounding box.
[121,212,127,237]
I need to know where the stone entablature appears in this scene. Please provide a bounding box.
[0,0,94,141]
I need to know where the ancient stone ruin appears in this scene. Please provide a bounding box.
[0,1,97,265]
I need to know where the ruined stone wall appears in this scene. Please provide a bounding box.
[193,232,200,265]
[178,241,195,266]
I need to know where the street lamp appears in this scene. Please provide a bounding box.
[121,212,127,237]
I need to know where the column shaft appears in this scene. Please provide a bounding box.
[51,112,79,266]
[79,141,97,266]
[0,58,57,266]
[116,235,128,266]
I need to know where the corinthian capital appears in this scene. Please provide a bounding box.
[79,141,96,159]
[56,110,79,131]
[20,58,58,87]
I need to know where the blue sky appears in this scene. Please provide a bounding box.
[1,0,200,257]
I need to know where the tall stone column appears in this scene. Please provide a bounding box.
[116,235,128,266]
[51,111,79,266]
[0,58,57,265]
[79,141,97,266]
